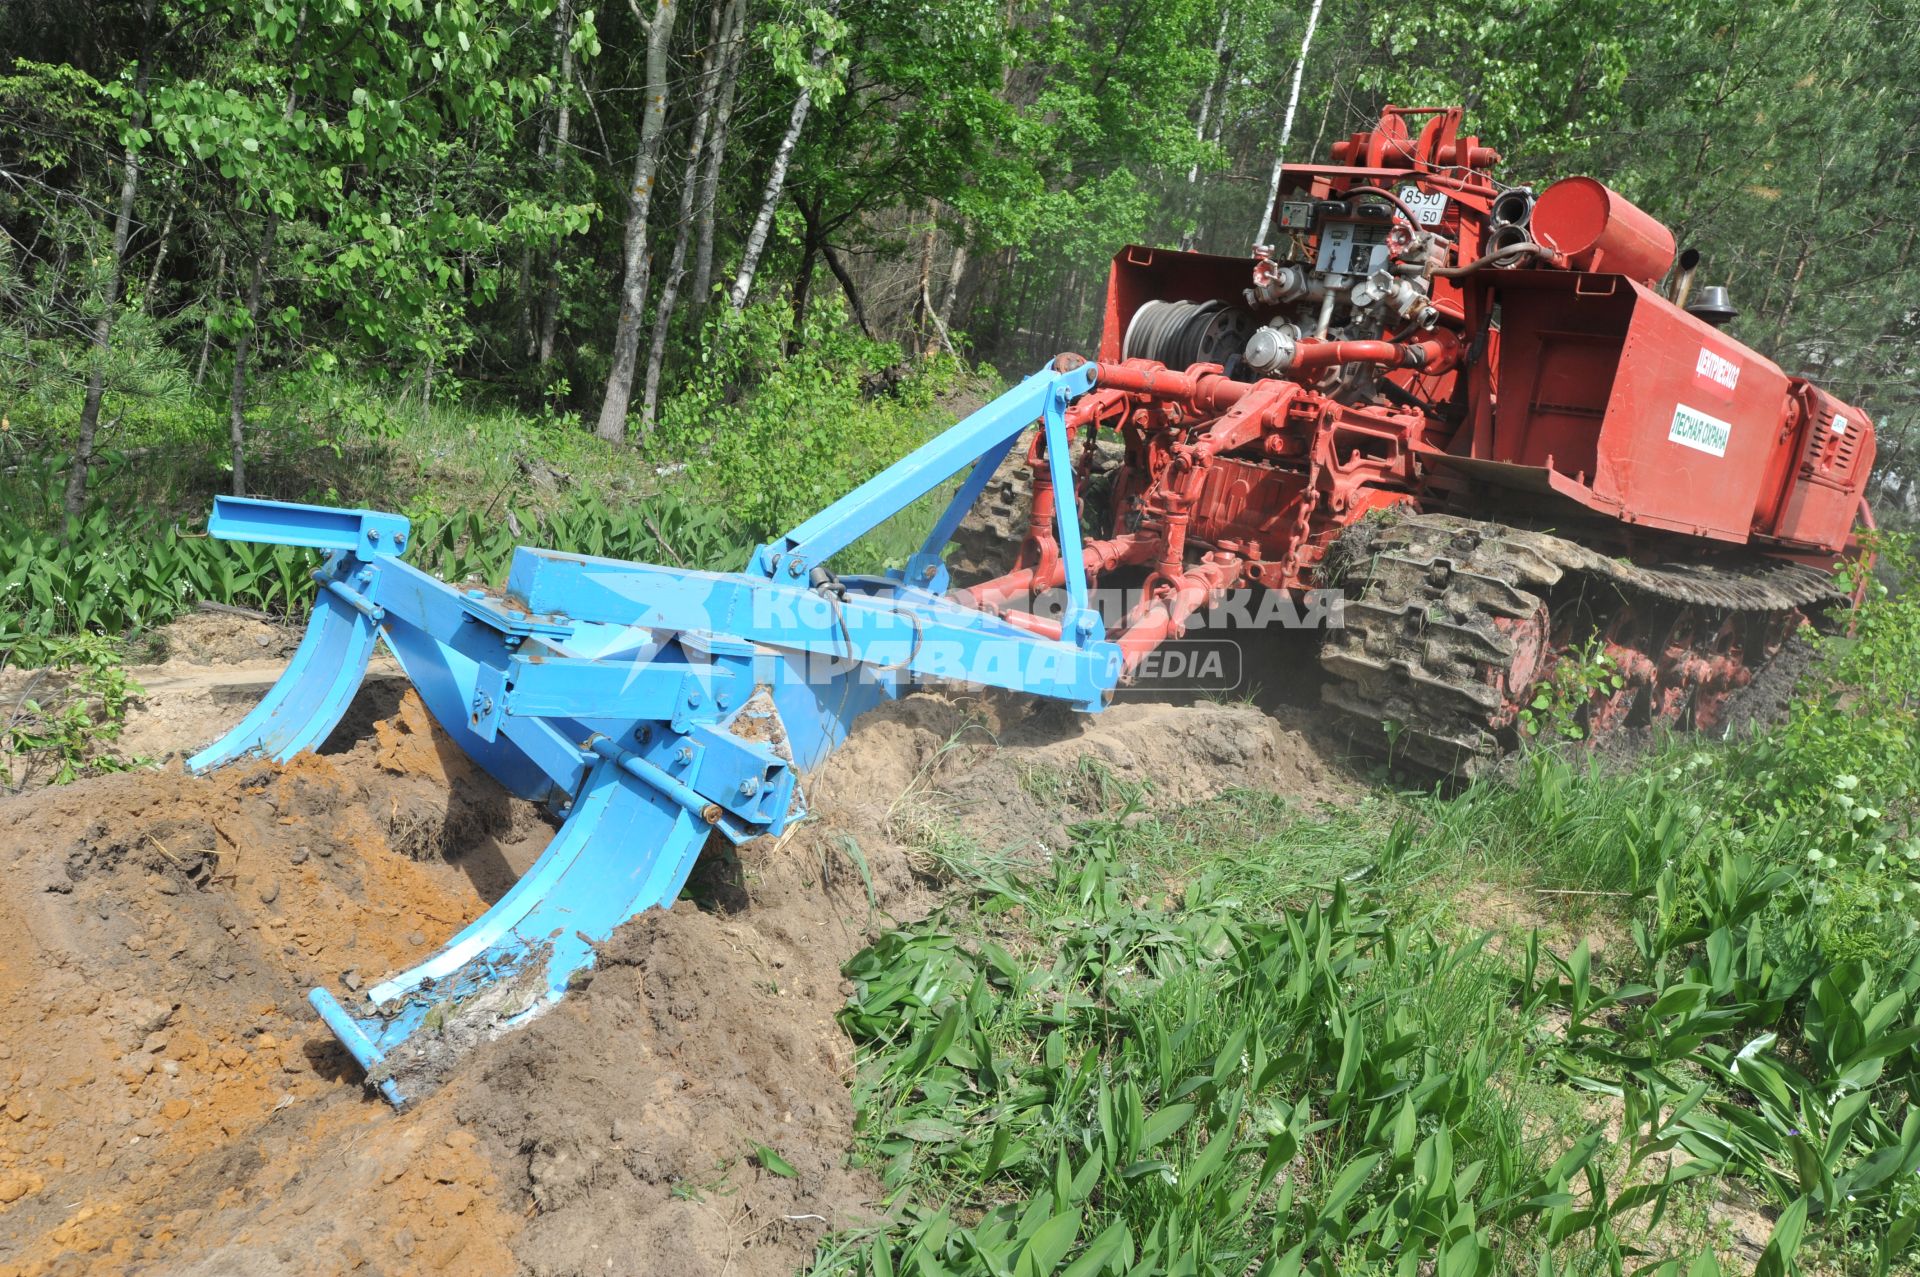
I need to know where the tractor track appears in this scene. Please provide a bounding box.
[1317,512,1844,776]
[949,440,1124,580]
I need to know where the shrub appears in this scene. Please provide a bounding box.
[652,299,969,542]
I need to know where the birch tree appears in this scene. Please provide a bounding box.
[638,0,740,433]
[1253,0,1322,248]
[690,0,748,303]
[1186,4,1232,186]
[535,0,578,369]
[727,2,845,311]
[1179,3,1233,250]
[594,0,680,441]
[141,178,178,311]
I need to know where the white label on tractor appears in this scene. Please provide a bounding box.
[1397,186,1449,226]
[1693,346,1741,398]
[1831,413,1850,435]
[1669,403,1733,457]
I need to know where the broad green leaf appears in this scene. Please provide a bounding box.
[1139,1103,1195,1152]
[753,1145,797,1179]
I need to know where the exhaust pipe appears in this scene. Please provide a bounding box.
[1669,246,1701,310]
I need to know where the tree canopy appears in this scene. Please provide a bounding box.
[1,0,1915,508]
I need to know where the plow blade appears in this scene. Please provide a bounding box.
[312,756,705,1105]
[186,505,405,772]
[186,590,378,772]
[191,362,1122,1106]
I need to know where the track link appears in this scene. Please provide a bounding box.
[1317,513,1844,777]
[949,451,1037,579]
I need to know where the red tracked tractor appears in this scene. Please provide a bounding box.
[202,105,1877,1101]
[961,103,1878,773]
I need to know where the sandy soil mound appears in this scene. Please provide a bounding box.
[0,614,1350,1277]
[143,611,305,668]
[0,692,541,1277]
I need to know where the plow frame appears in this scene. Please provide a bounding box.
[190,361,1120,1105]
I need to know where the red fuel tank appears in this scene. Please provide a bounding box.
[1531,177,1676,285]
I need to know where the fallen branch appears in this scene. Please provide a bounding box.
[194,599,276,621]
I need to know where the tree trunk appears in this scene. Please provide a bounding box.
[227,212,278,496]
[1253,0,1323,248]
[819,237,869,336]
[62,0,154,518]
[193,246,227,391]
[788,235,817,349]
[690,0,747,304]
[1186,4,1231,185]
[1179,4,1233,250]
[791,194,867,335]
[913,222,936,353]
[535,0,577,368]
[63,0,156,519]
[729,10,836,310]
[593,0,678,442]
[142,180,178,310]
[520,0,571,358]
[637,0,729,434]
[64,61,151,517]
[925,234,960,351]
[225,4,306,496]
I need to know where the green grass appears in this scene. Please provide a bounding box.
[814,782,1920,1276]
[808,539,1920,1277]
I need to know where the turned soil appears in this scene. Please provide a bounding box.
[0,615,1346,1277]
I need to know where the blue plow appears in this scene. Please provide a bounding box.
[189,363,1121,1106]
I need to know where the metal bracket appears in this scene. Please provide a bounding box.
[209,495,411,560]
[459,590,576,643]
[470,662,510,741]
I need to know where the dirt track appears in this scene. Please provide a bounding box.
[0,615,1345,1276]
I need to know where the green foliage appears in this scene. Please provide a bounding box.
[145,0,601,375]
[652,299,969,546]
[760,0,849,101]
[825,810,1790,1276]
[0,505,317,664]
[1349,0,1638,157]
[1519,638,1628,741]
[754,1144,800,1180]
[1518,842,1920,1268]
[813,538,1920,1277]
[1740,532,1920,816]
[409,490,753,585]
[0,487,763,669]
[2,631,148,788]
[0,60,117,167]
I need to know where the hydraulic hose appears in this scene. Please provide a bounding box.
[1431,242,1557,278]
